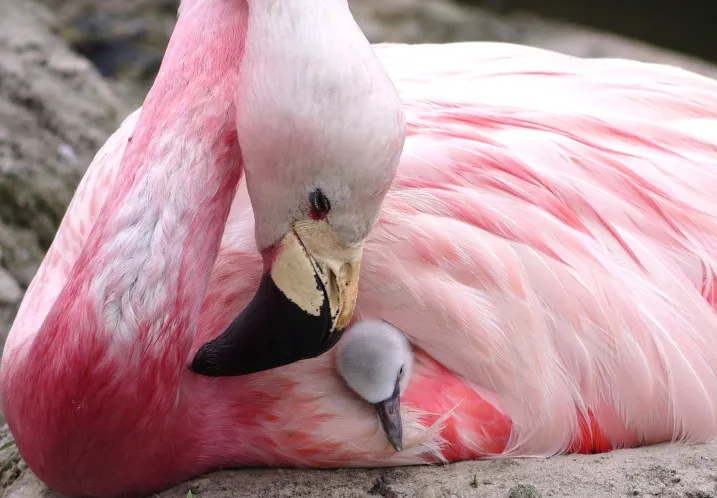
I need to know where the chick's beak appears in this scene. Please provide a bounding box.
[190,220,363,377]
[375,381,403,452]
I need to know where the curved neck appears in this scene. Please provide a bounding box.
[1,4,250,489]
[49,0,248,359]
[6,0,247,436]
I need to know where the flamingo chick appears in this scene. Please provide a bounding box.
[336,319,414,451]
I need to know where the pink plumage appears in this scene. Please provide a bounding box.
[3,1,717,497]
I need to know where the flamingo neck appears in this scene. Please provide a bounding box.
[67,1,248,352]
[0,2,250,493]
[17,2,249,387]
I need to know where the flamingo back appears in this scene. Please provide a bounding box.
[357,42,717,455]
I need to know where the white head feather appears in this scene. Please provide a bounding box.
[235,0,406,250]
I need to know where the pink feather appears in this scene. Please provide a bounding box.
[3,5,717,498]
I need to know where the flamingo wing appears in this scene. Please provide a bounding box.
[357,42,717,455]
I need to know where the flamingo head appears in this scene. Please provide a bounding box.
[335,319,414,452]
[190,2,406,378]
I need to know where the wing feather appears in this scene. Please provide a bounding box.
[357,42,717,454]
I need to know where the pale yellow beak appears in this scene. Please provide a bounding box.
[287,219,364,332]
[191,218,364,377]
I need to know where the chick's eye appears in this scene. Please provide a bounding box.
[309,188,331,220]
[397,365,405,380]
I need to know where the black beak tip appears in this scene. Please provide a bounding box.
[188,342,224,376]
[189,272,340,378]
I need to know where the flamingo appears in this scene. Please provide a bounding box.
[3,0,717,496]
[336,319,414,452]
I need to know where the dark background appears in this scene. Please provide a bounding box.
[464,0,715,63]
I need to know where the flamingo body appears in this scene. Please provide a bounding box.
[3,5,717,497]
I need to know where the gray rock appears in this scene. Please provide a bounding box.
[36,0,717,109]
[0,267,21,359]
[508,483,542,498]
[0,268,21,306]
[0,0,128,250]
[0,0,129,348]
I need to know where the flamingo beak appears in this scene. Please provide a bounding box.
[375,380,403,452]
[190,221,363,377]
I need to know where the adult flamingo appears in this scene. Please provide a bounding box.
[4,0,717,496]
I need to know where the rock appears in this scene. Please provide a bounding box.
[0,268,21,306]
[0,425,21,489]
[508,484,542,498]
[0,267,22,365]
[40,0,179,105]
[37,0,717,108]
[0,0,129,347]
[0,0,128,249]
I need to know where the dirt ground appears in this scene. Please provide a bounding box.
[4,428,717,498]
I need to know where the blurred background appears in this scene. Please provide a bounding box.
[18,0,717,107]
[0,0,715,489]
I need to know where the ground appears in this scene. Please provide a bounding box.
[2,0,717,496]
[4,420,717,498]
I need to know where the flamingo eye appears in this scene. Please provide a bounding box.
[309,188,331,220]
[397,365,404,380]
